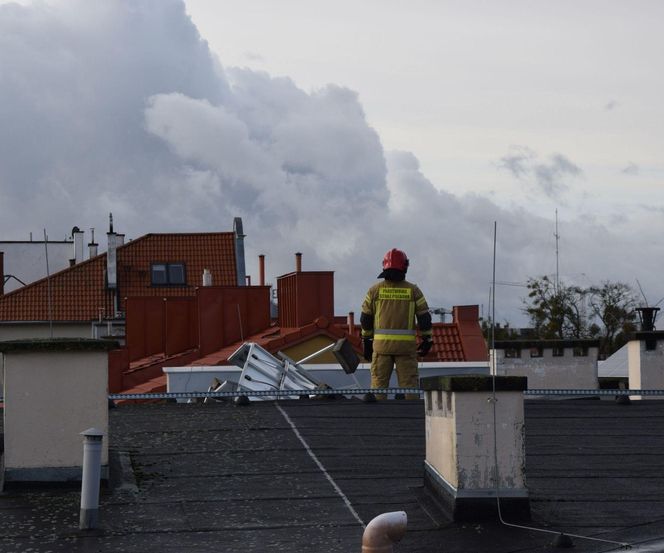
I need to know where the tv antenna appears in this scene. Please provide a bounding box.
[554,209,560,293]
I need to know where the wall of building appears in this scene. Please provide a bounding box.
[0,241,73,293]
[0,322,92,341]
[628,334,664,395]
[3,349,108,480]
[494,345,599,389]
[281,335,337,363]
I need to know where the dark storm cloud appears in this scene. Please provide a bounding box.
[498,147,582,198]
[0,0,661,325]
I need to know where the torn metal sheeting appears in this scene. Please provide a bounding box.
[228,342,327,401]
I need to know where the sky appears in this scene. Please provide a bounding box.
[1,0,663,326]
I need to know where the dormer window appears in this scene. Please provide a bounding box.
[151,262,186,286]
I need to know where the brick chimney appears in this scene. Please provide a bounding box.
[259,254,265,286]
[276,253,334,327]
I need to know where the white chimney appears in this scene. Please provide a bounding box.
[88,228,98,258]
[202,269,212,287]
[73,228,85,264]
[106,214,118,290]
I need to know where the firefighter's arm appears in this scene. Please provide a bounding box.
[415,289,433,355]
[360,291,374,360]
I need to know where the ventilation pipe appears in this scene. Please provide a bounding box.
[202,269,212,287]
[234,217,246,286]
[636,307,660,332]
[0,251,4,296]
[295,252,302,273]
[348,311,355,335]
[88,228,98,258]
[361,511,407,553]
[79,428,104,530]
[245,275,251,286]
[259,254,265,286]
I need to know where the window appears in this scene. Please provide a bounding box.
[504,348,521,359]
[552,347,565,357]
[529,347,543,358]
[151,263,186,286]
[573,346,588,357]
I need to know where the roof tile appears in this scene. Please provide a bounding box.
[0,233,237,322]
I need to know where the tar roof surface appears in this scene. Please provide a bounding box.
[2,399,664,552]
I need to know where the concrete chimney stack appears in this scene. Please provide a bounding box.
[259,254,265,286]
[73,227,85,264]
[106,213,118,291]
[202,269,212,287]
[88,228,98,258]
[295,252,302,273]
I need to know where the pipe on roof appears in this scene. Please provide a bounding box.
[295,252,302,272]
[259,254,265,286]
[234,217,246,286]
[361,511,407,553]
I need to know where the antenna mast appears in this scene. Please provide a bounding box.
[554,209,560,293]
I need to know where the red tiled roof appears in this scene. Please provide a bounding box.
[340,312,488,363]
[429,323,466,362]
[193,315,487,367]
[0,233,237,322]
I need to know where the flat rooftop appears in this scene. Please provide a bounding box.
[2,398,664,551]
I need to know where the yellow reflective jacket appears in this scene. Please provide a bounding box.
[361,280,431,355]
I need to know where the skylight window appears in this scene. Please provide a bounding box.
[151,262,186,286]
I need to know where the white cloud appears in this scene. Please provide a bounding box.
[1,0,662,326]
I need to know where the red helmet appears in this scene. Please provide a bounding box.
[382,248,409,272]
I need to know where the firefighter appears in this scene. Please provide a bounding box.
[360,248,433,400]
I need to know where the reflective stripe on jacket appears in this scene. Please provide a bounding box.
[361,280,430,355]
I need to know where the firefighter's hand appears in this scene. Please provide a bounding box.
[417,337,433,356]
[363,338,373,361]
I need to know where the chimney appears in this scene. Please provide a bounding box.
[295,252,302,273]
[106,213,118,290]
[0,251,4,296]
[347,311,355,335]
[234,217,246,286]
[259,254,265,286]
[72,227,84,264]
[245,275,251,286]
[636,307,660,332]
[202,269,212,287]
[88,228,98,258]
